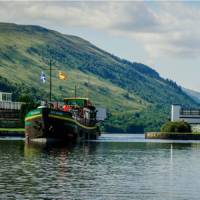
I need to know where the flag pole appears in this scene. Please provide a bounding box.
[75,85,77,98]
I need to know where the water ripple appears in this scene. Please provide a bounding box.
[0,135,200,199]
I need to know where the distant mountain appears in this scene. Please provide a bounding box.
[182,88,200,104]
[0,22,198,132]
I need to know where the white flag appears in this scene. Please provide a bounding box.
[40,71,46,83]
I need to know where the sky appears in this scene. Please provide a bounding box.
[1,1,200,91]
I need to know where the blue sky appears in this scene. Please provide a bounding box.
[1,1,200,91]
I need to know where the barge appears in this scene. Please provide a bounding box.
[25,98,101,143]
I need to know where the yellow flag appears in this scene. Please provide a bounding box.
[58,71,67,80]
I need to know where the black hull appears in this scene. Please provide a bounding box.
[25,108,100,143]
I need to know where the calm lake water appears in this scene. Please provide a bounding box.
[1,134,200,199]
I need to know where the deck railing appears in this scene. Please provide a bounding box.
[0,101,24,110]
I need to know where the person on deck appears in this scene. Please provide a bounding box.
[63,104,71,112]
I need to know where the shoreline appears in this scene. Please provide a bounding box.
[0,130,144,138]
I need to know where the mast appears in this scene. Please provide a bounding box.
[41,46,58,103]
[49,59,52,102]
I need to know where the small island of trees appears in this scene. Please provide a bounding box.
[160,121,191,133]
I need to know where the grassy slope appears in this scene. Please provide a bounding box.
[0,22,198,131]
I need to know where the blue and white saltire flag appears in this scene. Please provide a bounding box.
[40,71,46,83]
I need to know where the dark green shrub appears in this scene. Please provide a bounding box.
[19,95,39,126]
[160,121,191,133]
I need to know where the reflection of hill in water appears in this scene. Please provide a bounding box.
[0,139,24,155]
[95,140,199,151]
[190,143,200,150]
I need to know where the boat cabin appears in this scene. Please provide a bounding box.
[63,98,96,124]
[64,98,92,108]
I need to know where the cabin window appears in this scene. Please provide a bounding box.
[64,99,86,107]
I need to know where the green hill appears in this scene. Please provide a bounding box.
[0,22,198,132]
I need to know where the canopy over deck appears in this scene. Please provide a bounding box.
[64,98,91,107]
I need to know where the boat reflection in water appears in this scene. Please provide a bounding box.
[24,139,98,159]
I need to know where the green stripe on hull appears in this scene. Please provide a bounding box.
[25,113,97,130]
[25,114,42,121]
[48,114,97,130]
[26,109,42,118]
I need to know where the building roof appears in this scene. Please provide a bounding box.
[0,91,12,94]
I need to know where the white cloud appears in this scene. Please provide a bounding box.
[0,1,200,58]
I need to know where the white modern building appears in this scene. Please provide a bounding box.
[0,92,12,102]
[171,104,200,124]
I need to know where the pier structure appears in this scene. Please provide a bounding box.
[0,92,24,128]
[0,92,24,110]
